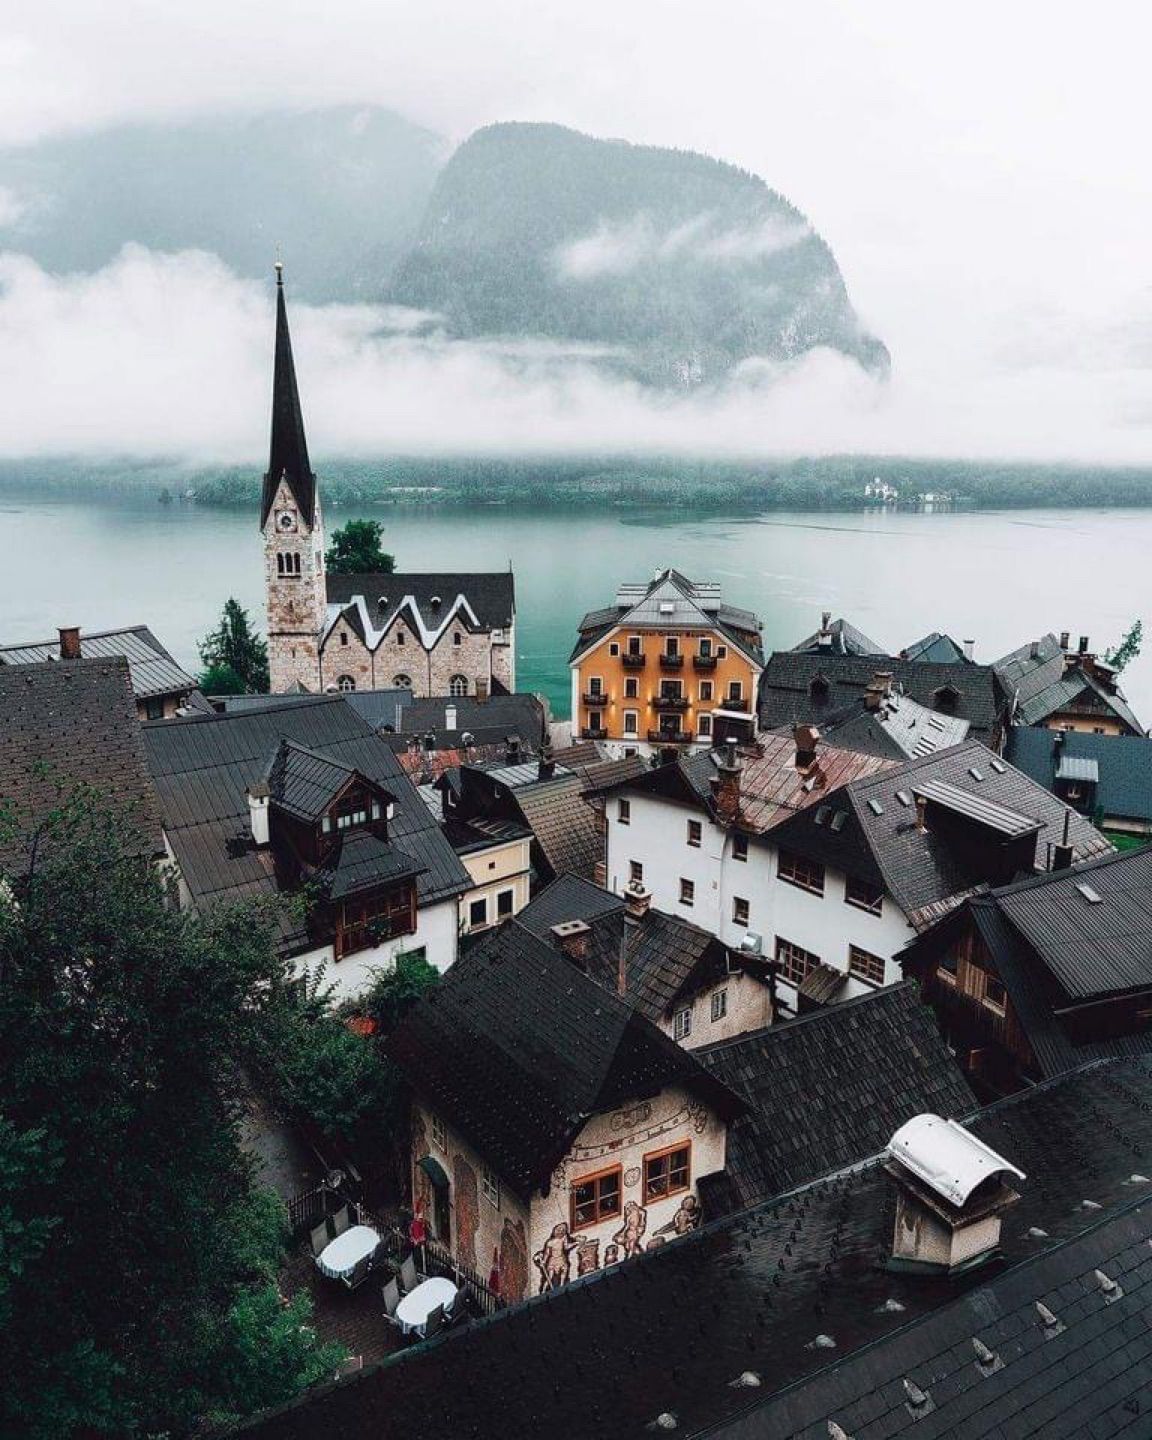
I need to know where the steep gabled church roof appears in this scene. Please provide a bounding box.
[260,265,317,530]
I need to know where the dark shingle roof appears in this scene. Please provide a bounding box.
[511,775,602,881]
[325,572,515,632]
[769,739,1113,928]
[385,922,746,1199]
[260,274,316,529]
[266,740,362,823]
[995,633,1144,733]
[1008,724,1152,823]
[372,691,547,754]
[791,615,887,656]
[142,696,469,928]
[229,1057,1152,1440]
[314,831,423,901]
[696,983,975,1208]
[902,630,969,664]
[516,872,626,936]
[758,651,1008,743]
[779,692,971,763]
[571,569,764,666]
[0,659,164,874]
[0,623,197,701]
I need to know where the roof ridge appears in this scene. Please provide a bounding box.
[694,980,918,1054]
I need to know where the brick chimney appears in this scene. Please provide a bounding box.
[1059,630,1070,651]
[58,626,81,660]
[914,793,929,835]
[710,738,742,826]
[884,1115,1024,1274]
[624,881,652,922]
[864,671,894,712]
[793,722,821,771]
[550,919,591,966]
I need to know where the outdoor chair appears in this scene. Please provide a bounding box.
[331,1206,352,1237]
[342,1253,373,1292]
[382,1277,401,1320]
[400,1254,418,1293]
[423,1303,445,1338]
[310,1222,330,1257]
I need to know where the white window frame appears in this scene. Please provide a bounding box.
[623,710,639,736]
[679,877,695,907]
[698,713,713,738]
[618,799,631,826]
[673,1006,692,1041]
[481,1166,501,1209]
[710,989,728,1023]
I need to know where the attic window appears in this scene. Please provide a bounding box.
[896,790,913,807]
[809,676,830,698]
[1076,882,1103,904]
[932,685,960,713]
[659,601,676,615]
[830,811,848,833]
[866,798,884,816]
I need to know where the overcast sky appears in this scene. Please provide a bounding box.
[2,1,1151,461]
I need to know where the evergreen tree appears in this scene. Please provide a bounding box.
[0,790,341,1436]
[199,598,270,693]
[1105,619,1143,674]
[325,518,395,574]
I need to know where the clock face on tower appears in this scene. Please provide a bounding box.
[276,510,296,533]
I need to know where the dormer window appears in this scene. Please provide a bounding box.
[933,684,960,713]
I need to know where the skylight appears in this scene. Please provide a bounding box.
[989,759,1007,773]
[896,790,913,807]
[1076,882,1103,904]
[968,767,984,782]
[867,798,884,816]
[830,811,847,833]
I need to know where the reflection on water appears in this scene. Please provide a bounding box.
[0,495,1147,726]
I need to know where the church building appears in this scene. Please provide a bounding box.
[261,266,516,697]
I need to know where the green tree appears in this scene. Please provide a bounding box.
[199,598,270,693]
[200,661,247,695]
[1105,619,1143,674]
[0,790,339,1436]
[325,518,395,574]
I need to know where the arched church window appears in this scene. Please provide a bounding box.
[449,675,468,697]
[276,554,285,576]
[293,553,302,576]
[337,675,356,692]
[392,674,412,689]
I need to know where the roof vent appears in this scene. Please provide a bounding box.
[967,767,984,782]
[377,595,388,609]
[895,789,913,807]
[1095,1268,1124,1303]
[658,601,676,614]
[1076,882,1103,904]
[972,1338,1003,1376]
[830,811,847,833]
[867,798,884,816]
[430,595,442,608]
[1035,1301,1066,1338]
[884,1115,1024,1275]
[902,1378,934,1418]
[445,705,457,731]
[989,759,1006,773]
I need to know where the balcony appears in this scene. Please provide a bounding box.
[692,654,718,671]
[654,693,690,712]
[622,653,647,670]
[658,652,685,671]
[582,726,608,740]
[719,695,751,713]
[582,691,610,706]
[647,729,692,745]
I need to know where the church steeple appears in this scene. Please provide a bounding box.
[260,263,317,531]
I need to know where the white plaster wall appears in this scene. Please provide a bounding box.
[294,896,460,1001]
[605,793,725,935]
[459,838,532,934]
[658,971,772,1049]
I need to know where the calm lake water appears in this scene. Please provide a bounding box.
[2,495,1149,726]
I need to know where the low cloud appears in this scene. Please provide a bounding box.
[1,245,1152,465]
[555,211,811,280]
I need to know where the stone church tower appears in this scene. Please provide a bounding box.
[262,264,327,693]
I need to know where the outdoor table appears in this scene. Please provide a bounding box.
[315,1225,380,1281]
[395,1276,459,1337]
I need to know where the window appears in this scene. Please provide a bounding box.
[396,629,406,646]
[496,888,514,918]
[336,887,414,957]
[666,636,680,657]
[778,849,825,895]
[673,1007,692,1041]
[698,714,713,738]
[469,896,490,929]
[609,642,620,657]
[699,680,714,701]
[623,711,638,736]
[699,637,713,658]
[337,675,356,692]
[624,748,638,759]
[481,1166,501,1209]
[775,936,820,987]
[687,819,702,847]
[983,975,1008,1014]
[276,551,303,577]
[570,1165,622,1228]
[733,896,750,926]
[679,878,695,907]
[659,680,683,700]
[334,803,369,830]
[618,799,631,825]
[588,676,604,697]
[627,635,643,656]
[144,696,164,721]
[643,1142,691,1203]
[392,673,412,688]
[848,945,885,986]
[449,675,468,696]
[844,876,883,915]
[733,834,748,862]
[717,645,728,658]
[630,860,644,884]
[624,676,639,698]
[711,989,728,1023]
[453,631,463,647]
[726,681,744,704]
[430,1113,447,1150]
[339,631,349,646]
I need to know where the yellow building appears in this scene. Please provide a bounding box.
[569,569,764,760]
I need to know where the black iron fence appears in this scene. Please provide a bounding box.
[420,1236,504,1318]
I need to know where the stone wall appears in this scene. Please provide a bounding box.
[264,479,327,694]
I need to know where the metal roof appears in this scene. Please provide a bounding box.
[1008,725,1152,823]
[0,624,197,700]
[887,1114,1025,1208]
[912,778,1042,838]
[1055,754,1099,784]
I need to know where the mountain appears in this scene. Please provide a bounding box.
[0,107,444,301]
[387,122,888,385]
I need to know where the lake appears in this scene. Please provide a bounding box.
[2,494,1149,727]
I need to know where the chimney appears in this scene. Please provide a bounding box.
[504,734,522,765]
[1078,635,1090,655]
[710,738,742,825]
[884,1114,1024,1274]
[246,782,270,848]
[864,671,894,711]
[963,639,975,661]
[1052,809,1074,871]
[445,704,457,731]
[475,677,489,704]
[1053,727,1066,755]
[537,742,556,781]
[550,919,592,967]
[58,626,81,660]
[1059,630,1070,651]
[624,881,652,923]
[914,793,929,835]
[793,722,821,771]
[818,611,833,648]
[1028,640,1040,660]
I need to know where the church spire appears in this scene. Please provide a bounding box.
[260,263,317,530]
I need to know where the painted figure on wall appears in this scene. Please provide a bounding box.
[533,1222,583,1292]
[613,1200,648,1258]
[453,1153,479,1271]
[653,1194,702,1239]
[499,1217,529,1304]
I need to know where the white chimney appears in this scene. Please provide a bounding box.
[963,639,975,661]
[884,1115,1024,1274]
[247,783,270,848]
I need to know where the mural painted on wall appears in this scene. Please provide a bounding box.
[411,1111,434,1221]
[568,1101,710,1167]
[613,1200,647,1258]
[499,1217,529,1304]
[453,1153,479,1271]
[533,1222,584,1293]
